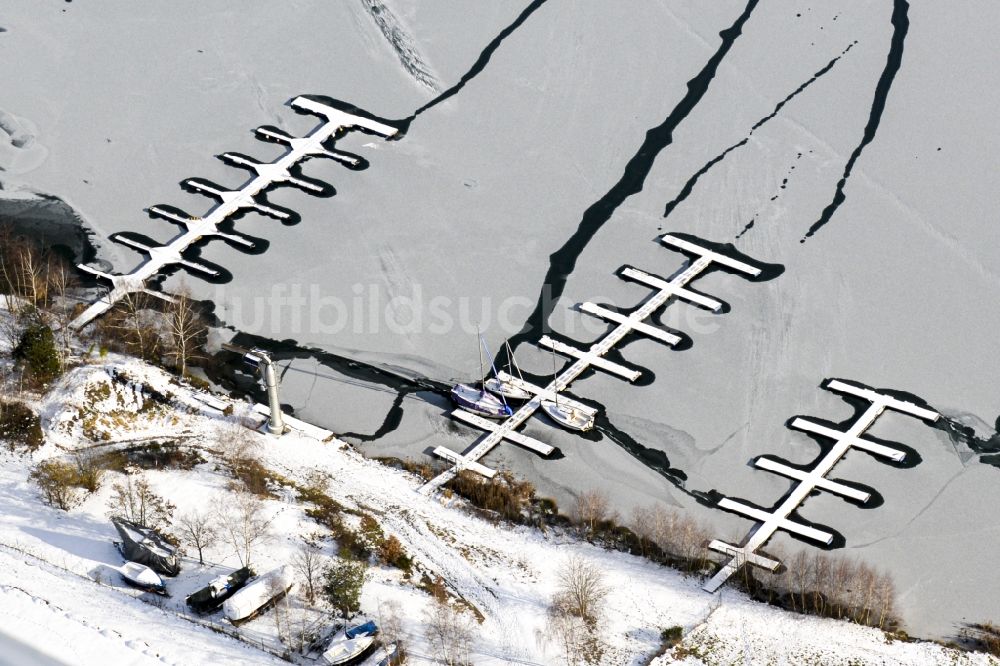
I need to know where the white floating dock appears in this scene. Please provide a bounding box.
[423,235,764,493]
[703,382,940,593]
[71,96,398,330]
[449,409,554,456]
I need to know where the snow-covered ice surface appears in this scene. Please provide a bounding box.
[0,354,995,665]
[2,0,1000,641]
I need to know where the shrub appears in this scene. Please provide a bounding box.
[14,324,62,387]
[445,470,537,523]
[964,623,1000,657]
[661,626,683,646]
[0,400,44,451]
[30,457,103,510]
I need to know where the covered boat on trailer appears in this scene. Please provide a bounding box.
[223,565,295,624]
[112,518,180,577]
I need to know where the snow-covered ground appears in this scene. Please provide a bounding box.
[2,0,999,642]
[0,352,996,664]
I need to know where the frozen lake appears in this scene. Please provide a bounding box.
[3,0,999,640]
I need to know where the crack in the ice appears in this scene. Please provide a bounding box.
[506,0,760,353]
[802,0,910,241]
[662,42,855,221]
[396,0,550,133]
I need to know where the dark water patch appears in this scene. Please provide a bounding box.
[202,325,451,442]
[932,413,1000,470]
[506,0,760,356]
[0,194,100,266]
[735,216,756,239]
[662,41,855,221]
[594,414,688,487]
[667,232,786,284]
[394,0,551,135]
[803,1,909,241]
[342,391,408,443]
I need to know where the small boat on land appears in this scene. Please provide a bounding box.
[452,329,512,419]
[186,567,254,614]
[322,620,379,665]
[120,561,168,595]
[484,340,532,400]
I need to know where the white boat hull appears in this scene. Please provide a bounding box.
[484,376,532,400]
[322,633,376,664]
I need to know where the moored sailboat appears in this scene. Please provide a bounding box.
[451,329,513,419]
[540,346,594,431]
[484,339,533,400]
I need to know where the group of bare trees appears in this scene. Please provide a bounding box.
[748,545,899,629]
[96,287,207,377]
[0,226,77,315]
[31,452,105,510]
[0,223,208,379]
[108,470,175,529]
[172,489,273,568]
[629,503,715,574]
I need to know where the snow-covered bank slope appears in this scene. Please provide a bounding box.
[0,354,994,664]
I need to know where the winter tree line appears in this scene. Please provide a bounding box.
[0,224,210,394]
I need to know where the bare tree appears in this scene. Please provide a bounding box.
[217,414,262,468]
[108,291,161,361]
[268,575,294,646]
[572,490,610,537]
[216,490,272,568]
[555,555,608,626]
[377,599,405,657]
[165,285,206,377]
[291,541,323,604]
[547,604,588,666]
[424,600,475,666]
[108,471,172,528]
[176,508,218,564]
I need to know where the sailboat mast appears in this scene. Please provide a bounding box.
[477,325,486,392]
[551,346,560,407]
